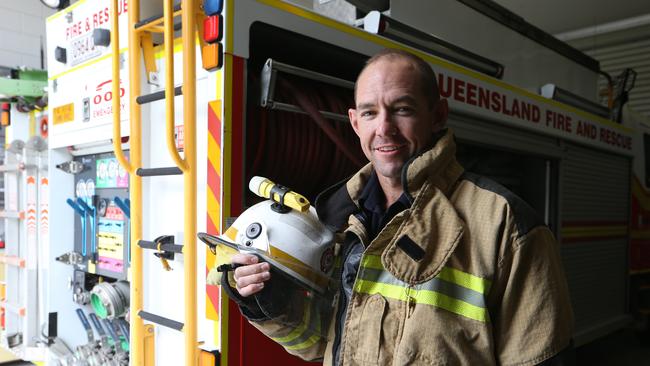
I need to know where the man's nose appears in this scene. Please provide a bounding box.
[376,110,396,137]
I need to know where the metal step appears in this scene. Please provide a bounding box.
[134,4,182,30]
[138,239,183,254]
[136,85,182,105]
[136,167,182,177]
[139,311,183,331]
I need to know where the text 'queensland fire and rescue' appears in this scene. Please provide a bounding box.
[65,0,128,40]
[437,74,632,150]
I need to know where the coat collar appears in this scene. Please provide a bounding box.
[401,128,463,201]
[316,129,466,283]
[317,129,462,222]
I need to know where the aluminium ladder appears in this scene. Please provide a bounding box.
[0,137,48,361]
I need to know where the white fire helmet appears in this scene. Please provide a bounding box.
[222,199,336,294]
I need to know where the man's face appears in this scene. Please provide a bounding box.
[349,58,446,182]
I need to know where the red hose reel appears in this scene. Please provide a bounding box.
[246,77,366,201]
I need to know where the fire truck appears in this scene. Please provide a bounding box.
[7,0,642,365]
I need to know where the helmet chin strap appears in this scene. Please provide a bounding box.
[215,263,243,273]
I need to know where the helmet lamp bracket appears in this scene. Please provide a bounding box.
[269,184,292,213]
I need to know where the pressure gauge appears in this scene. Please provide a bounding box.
[76,180,87,198]
[118,165,127,180]
[86,179,95,197]
[108,160,118,180]
[97,161,108,182]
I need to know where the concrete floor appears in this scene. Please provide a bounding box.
[576,327,650,365]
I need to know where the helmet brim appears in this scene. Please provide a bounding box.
[198,232,332,294]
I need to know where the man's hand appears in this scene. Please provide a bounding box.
[232,253,271,297]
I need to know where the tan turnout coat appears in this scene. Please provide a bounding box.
[247,130,574,365]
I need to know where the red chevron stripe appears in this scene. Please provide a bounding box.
[206,284,220,316]
[207,210,218,234]
[208,101,222,146]
[207,162,220,205]
[207,100,222,235]
[206,100,222,321]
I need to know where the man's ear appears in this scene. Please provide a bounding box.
[349,108,360,136]
[432,99,448,132]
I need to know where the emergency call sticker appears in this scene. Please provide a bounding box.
[53,103,74,124]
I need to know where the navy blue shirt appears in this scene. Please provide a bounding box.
[358,172,411,241]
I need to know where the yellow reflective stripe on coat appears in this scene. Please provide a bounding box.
[271,301,321,350]
[361,255,491,292]
[437,266,491,294]
[285,332,321,351]
[357,255,491,322]
[361,254,383,270]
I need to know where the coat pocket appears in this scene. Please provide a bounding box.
[352,294,387,364]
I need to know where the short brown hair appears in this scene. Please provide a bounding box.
[355,48,440,107]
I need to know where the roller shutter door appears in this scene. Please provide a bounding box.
[560,142,631,345]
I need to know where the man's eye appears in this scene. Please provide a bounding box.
[395,107,414,115]
[360,111,375,118]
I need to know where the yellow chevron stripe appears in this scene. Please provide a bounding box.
[207,97,224,351]
[207,189,221,230]
[206,296,219,321]
[206,200,221,272]
[208,133,221,174]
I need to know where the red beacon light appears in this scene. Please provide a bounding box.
[203,15,223,44]
[201,0,224,71]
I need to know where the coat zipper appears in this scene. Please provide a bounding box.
[332,216,367,366]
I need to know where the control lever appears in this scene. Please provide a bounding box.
[114,197,131,264]
[75,308,94,343]
[67,199,87,257]
[117,319,129,345]
[89,313,110,348]
[103,319,125,355]
[77,198,98,262]
[113,197,130,219]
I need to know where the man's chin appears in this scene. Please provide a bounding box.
[372,163,405,181]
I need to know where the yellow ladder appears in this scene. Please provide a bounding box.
[110,0,200,364]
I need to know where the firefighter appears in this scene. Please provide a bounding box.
[229,49,574,365]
